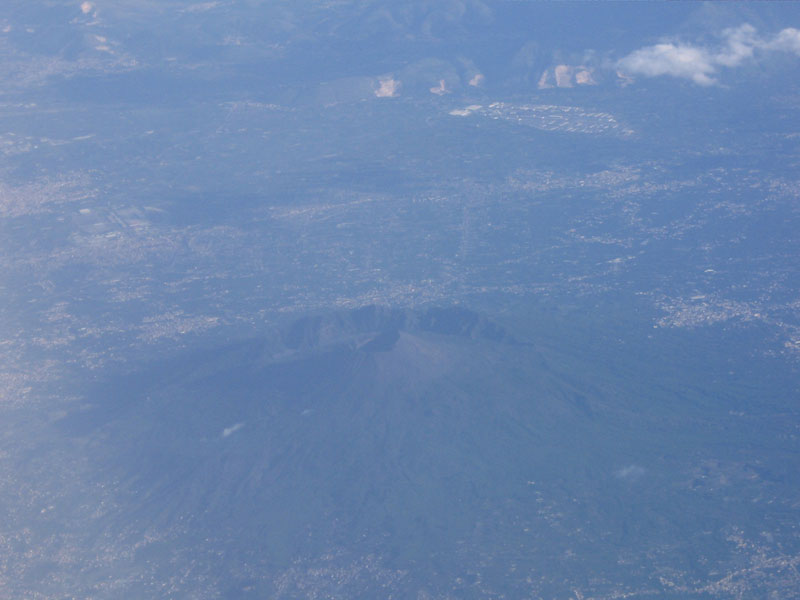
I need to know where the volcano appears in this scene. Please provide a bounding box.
[53,306,791,598]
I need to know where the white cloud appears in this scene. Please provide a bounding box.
[618,24,800,86]
[537,70,552,89]
[615,465,646,480]
[221,422,244,438]
[764,27,800,54]
[80,2,93,14]
[714,23,759,67]
[575,68,596,85]
[430,79,448,95]
[375,77,400,98]
[618,42,716,86]
[538,65,597,89]
[554,64,573,88]
[468,73,485,87]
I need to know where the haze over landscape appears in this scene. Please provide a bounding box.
[1,1,800,598]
